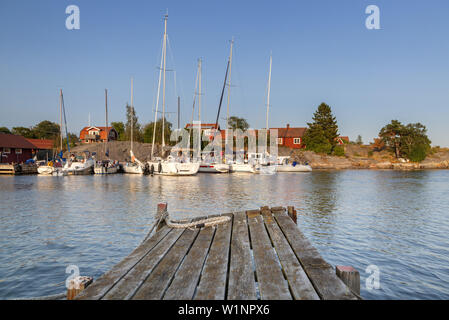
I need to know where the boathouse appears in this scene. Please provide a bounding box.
[0,133,36,163]
[80,126,118,144]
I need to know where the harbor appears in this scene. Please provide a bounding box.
[1,0,449,306]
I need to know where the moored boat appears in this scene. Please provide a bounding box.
[276,156,312,172]
[63,153,94,175]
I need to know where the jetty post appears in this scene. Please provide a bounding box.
[336,265,361,296]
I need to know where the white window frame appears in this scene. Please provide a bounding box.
[15,148,22,154]
[277,138,283,145]
[293,138,301,145]
[3,147,11,154]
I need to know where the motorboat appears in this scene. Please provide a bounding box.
[275,156,312,172]
[94,160,119,174]
[63,153,94,175]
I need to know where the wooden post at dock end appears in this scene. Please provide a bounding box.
[156,202,168,232]
[287,206,297,225]
[67,276,93,300]
[336,266,360,296]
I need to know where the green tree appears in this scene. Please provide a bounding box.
[33,120,60,139]
[227,116,249,131]
[111,121,125,141]
[303,102,338,154]
[0,127,11,134]
[356,135,363,145]
[143,118,173,145]
[63,133,79,149]
[379,120,403,158]
[124,104,142,142]
[12,127,36,138]
[303,125,332,154]
[379,120,431,161]
[400,123,431,159]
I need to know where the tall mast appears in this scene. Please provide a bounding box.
[197,58,202,158]
[161,13,168,148]
[177,96,180,130]
[266,54,272,136]
[150,17,166,160]
[105,89,108,158]
[130,77,134,152]
[226,38,234,130]
[59,89,63,152]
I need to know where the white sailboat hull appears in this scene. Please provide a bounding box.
[229,163,254,173]
[149,162,200,176]
[123,163,144,174]
[199,163,229,173]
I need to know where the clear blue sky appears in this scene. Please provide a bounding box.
[1,0,448,146]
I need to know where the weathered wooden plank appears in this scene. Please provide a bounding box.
[247,212,292,300]
[273,211,357,300]
[132,228,200,300]
[76,227,172,300]
[194,214,233,300]
[261,210,319,300]
[164,226,215,300]
[102,227,185,299]
[227,211,257,300]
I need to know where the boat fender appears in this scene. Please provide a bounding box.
[292,161,297,167]
[150,164,154,175]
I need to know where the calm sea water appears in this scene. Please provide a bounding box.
[1,170,449,299]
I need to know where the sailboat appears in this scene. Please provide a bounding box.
[123,77,146,174]
[38,89,67,175]
[252,54,276,175]
[94,89,118,174]
[218,39,254,173]
[148,14,199,176]
[194,58,229,174]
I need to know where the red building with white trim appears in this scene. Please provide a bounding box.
[0,134,36,163]
[80,126,118,144]
[269,124,307,149]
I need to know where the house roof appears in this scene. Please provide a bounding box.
[269,127,307,138]
[80,126,115,140]
[0,134,37,149]
[185,123,220,130]
[26,138,54,150]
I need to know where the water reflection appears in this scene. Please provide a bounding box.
[1,171,449,299]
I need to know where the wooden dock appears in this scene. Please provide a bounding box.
[0,163,37,175]
[75,205,359,300]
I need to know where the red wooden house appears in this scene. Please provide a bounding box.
[79,126,118,144]
[0,134,36,163]
[269,124,307,149]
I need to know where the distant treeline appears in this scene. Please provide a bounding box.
[0,121,78,150]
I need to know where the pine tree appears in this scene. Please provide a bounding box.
[303,102,339,154]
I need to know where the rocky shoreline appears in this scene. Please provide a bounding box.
[286,148,449,170]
